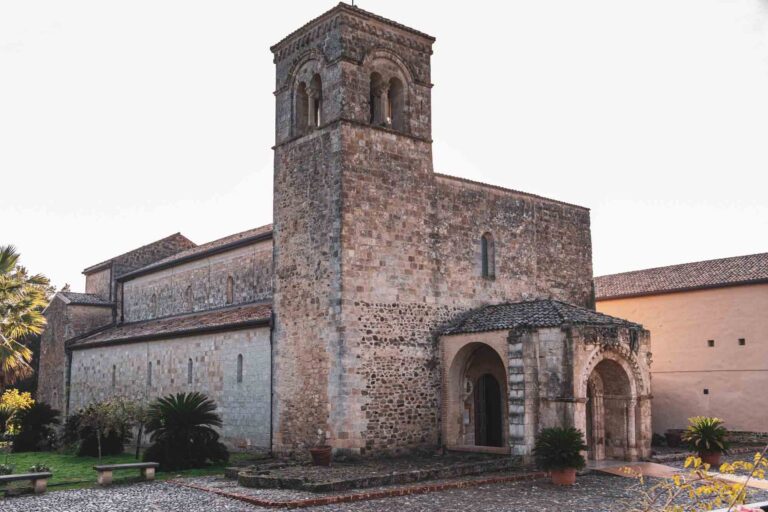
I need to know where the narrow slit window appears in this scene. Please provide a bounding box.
[147,361,153,386]
[481,233,495,279]
[112,365,116,388]
[187,358,193,385]
[226,276,234,305]
[237,354,243,384]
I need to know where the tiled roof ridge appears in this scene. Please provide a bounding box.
[596,251,768,280]
[443,298,641,335]
[67,301,272,350]
[594,252,768,299]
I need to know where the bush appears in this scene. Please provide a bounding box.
[63,409,129,457]
[11,402,60,452]
[533,426,588,471]
[0,464,13,475]
[28,463,51,473]
[682,416,730,455]
[143,392,229,470]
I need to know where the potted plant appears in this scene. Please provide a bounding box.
[681,416,730,467]
[534,427,587,485]
[309,430,332,467]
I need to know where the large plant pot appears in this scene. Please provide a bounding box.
[309,446,332,467]
[550,468,577,486]
[700,451,722,467]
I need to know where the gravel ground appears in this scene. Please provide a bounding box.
[0,482,257,512]
[3,471,767,511]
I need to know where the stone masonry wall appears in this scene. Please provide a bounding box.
[85,268,111,301]
[122,241,271,323]
[272,127,343,455]
[270,5,594,456]
[38,300,113,412]
[69,327,271,449]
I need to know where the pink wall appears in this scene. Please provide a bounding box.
[597,283,768,434]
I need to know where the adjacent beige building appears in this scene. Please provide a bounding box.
[595,253,768,436]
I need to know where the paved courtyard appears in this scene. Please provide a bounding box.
[3,473,768,512]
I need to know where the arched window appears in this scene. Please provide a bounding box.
[226,276,234,305]
[112,365,116,388]
[369,72,386,125]
[187,358,193,385]
[295,82,309,135]
[309,74,322,129]
[184,285,193,312]
[388,77,404,131]
[150,293,158,318]
[147,361,153,386]
[236,354,243,384]
[481,233,495,279]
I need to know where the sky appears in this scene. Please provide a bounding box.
[1,0,767,290]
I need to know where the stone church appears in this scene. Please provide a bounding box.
[38,3,652,461]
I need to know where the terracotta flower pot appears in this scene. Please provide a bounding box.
[550,468,577,486]
[309,446,332,466]
[699,451,722,467]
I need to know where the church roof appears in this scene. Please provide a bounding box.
[58,291,113,307]
[594,252,768,300]
[82,233,196,275]
[67,302,272,350]
[118,225,273,281]
[442,299,641,335]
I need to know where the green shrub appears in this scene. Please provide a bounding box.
[0,463,12,475]
[533,427,587,471]
[143,392,229,470]
[28,463,51,473]
[682,416,730,455]
[11,402,60,452]
[63,409,129,458]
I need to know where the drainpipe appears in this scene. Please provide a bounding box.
[269,311,275,457]
[64,349,73,418]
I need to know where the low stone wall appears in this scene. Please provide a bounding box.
[237,457,521,493]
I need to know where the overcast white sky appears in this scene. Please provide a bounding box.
[2,0,767,290]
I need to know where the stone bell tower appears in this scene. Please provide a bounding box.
[271,3,439,456]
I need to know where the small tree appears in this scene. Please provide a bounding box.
[78,399,135,460]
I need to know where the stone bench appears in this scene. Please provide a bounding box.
[0,472,53,494]
[93,462,159,486]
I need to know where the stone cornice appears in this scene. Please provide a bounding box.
[271,3,434,61]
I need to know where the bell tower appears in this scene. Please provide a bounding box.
[271,3,436,456]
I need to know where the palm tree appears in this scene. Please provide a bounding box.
[0,245,51,387]
[143,392,228,470]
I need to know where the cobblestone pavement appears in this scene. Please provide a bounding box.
[3,473,768,511]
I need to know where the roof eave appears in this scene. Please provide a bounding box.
[67,317,271,351]
[595,278,768,302]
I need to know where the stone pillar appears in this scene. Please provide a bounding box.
[626,397,638,461]
[593,392,605,461]
[308,84,322,128]
[372,83,390,126]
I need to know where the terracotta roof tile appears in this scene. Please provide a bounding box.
[68,302,271,349]
[443,299,640,335]
[59,292,113,307]
[594,253,768,300]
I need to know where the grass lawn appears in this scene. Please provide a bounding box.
[1,450,253,492]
